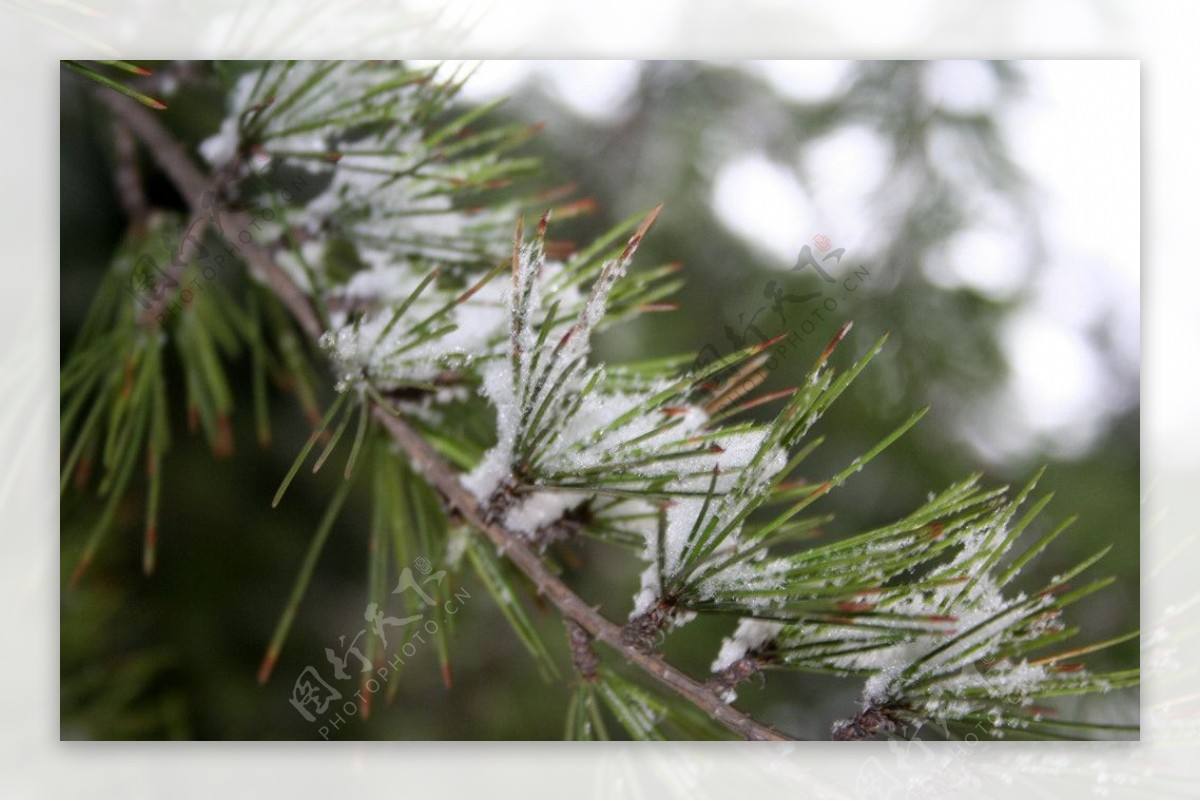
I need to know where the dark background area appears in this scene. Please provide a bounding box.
[60,61,1139,740]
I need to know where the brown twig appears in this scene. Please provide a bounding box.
[136,213,211,327]
[831,706,896,741]
[96,91,323,340]
[111,120,148,230]
[708,654,767,702]
[565,621,600,681]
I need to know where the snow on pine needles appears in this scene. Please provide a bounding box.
[203,62,1133,740]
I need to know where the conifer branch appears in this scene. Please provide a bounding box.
[102,86,796,741]
[372,405,795,741]
[96,91,323,339]
[71,61,1135,743]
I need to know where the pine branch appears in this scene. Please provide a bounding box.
[372,404,794,741]
[95,91,323,340]
[104,87,795,741]
[80,61,1135,743]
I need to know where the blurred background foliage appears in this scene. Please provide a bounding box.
[60,60,1138,740]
